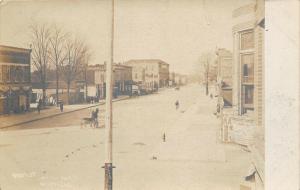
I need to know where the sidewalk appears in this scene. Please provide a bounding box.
[0,96,129,129]
[151,91,252,190]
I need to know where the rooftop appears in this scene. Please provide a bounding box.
[0,45,31,53]
[125,59,169,65]
[88,63,132,71]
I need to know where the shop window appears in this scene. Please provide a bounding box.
[241,54,254,82]
[244,86,254,104]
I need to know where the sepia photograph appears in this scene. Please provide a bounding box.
[0,0,297,189]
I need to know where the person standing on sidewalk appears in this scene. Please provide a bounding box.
[175,100,179,110]
[37,99,42,114]
[37,104,40,114]
[60,102,64,112]
[94,108,99,128]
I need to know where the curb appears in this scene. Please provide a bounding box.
[0,96,130,129]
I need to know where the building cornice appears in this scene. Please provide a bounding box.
[0,45,31,53]
[0,62,30,66]
[232,20,255,33]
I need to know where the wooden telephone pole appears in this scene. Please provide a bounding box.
[103,0,114,189]
[206,57,209,96]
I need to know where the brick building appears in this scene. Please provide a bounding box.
[86,63,132,100]
[124,59,169,92]
[0,45,31,114]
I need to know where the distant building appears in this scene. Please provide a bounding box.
[169,72,175,86]
[113,64,133,97]
[31,69,85,105]
[216,48,233,106]
[0,45,31,114]
[124,59,169,92]
[174,73,187,86]
[31,80,83,105]
[209,61,218,83]
[87,63,132,100]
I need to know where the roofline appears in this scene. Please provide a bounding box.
[0,45,31,52]
[125,59,169,65]
[88,63,132,70]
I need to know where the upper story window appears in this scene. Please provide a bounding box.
[241,53,254,83]
[10,66,16,82]
[0,66,2,82]
[240,30,254,50]
[2,65,10,82]
[24,67,30,82]
[16,67,22,82]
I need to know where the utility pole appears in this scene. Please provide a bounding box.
[206,57,209,96]
[103,0,114,189]
[84,63,88,102]
[152,73,154,92]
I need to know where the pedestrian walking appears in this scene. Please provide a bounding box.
[37,99,42,114]
[175,100,179,110]
[210,93,213,99]
[162,133,166,142]
[91,109,99,128]
[94,108,99,128]
[60,102,64,112]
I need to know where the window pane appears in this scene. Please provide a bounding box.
[2,66,7,81]
[241,54,254,83]
[240,31,254,50]
[243,64,248,76]
[244,86,254,104]
[6,66,10,82]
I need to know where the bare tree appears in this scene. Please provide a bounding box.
[199,52,216,95]
[82,49,92,102]
[49,25,67,105]
[61,36,87,104]
[30,24,51,105]
[204,57,210,96]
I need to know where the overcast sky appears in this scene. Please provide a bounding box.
[0,0,252,74]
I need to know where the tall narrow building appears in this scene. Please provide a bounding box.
[230,0,265,189]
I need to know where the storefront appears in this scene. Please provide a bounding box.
[0,86,31,114]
